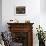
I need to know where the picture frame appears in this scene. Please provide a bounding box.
[16,6,25,14]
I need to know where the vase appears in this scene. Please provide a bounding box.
[39,40,45,46]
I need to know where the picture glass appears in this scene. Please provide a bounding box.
[16,6,25,14]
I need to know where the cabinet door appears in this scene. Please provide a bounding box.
[11,32,28,46]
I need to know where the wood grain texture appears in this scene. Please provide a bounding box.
[7,23,34,46]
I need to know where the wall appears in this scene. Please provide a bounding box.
[40,0,46,31]
[2,0,46,46]
[2,0,40,30]
[40,0,46,13]
[0,0,2,32]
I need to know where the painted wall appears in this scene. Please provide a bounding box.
[40,0,46,31]
[2,0,40,30]
[0,0,2,32]
[2,0,46,46]
[40,0,46,13]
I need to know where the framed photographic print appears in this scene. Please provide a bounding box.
[16,6,25,14]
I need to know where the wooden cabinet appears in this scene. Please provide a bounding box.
[7,23,34,46]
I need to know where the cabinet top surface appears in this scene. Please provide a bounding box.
[7,23,34,25]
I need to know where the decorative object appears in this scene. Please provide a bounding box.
[8,19,19,23]
[36,25,45,46]
[16,6,25,14]
[25,20,30,23]
[10,20,13,21]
